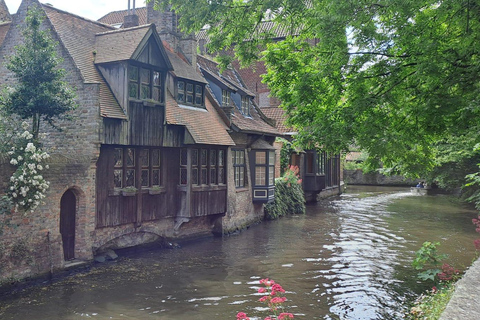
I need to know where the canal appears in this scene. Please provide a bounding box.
[0,186,478,320]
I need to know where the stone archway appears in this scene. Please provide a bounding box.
[60,189,76,261]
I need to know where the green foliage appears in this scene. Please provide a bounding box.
[412,242,448,282]
[151,0,480,180]
[265,166,305,220]
[278,137,295,175]
[406,283,455,320]
[1,6,76,140]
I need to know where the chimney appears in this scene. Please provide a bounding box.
[147,1,197,66]
[123,0,139,28]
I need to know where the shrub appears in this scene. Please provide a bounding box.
[265,166,305,220]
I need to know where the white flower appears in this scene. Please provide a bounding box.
[12,192,17,198]
[21,122,29,130]
[17,155,23,161]
[25,143,36,153]
[45,164,49,169]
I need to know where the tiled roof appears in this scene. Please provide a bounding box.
[196,21,300,43]
[197,55,279,137]
[0,21,10,46]
[165,49,206,84]
[165,90,234,146]
[261,107,294,134]
[98,7,148,27]
[42,5,127,119]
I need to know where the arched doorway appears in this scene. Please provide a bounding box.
[60,189,76,261]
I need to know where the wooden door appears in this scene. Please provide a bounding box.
[60,190,76,261]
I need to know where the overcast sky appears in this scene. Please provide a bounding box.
[4,0,144,21]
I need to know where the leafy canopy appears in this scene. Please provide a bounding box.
[1,5,76,140]
[148,0,480,178]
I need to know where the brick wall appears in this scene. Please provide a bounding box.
[0,1,100,282]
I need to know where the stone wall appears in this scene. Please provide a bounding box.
[344,169,418,186]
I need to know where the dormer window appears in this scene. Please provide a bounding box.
[241,96,250,116]
[222,89,230,107]
[129,64,163,103]
[177,80,204,107]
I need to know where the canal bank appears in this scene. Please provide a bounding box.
[439,257,480,320]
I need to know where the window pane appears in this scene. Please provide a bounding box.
[255,167,266,185]
[180,168,187,185]
[180,149,188,166]
[126,148,135,167]
[125,169,135,187]
[153,87,161,102]
[141,68,150,84]
[186,83,193,93]
[114,170,123,188]
[269,166,274,185]
[129,66,138,81]
[178,81,185,91]
[141,169,149,187]
[201,149,207,166]
[153,71,161,86]
[240,150,245,164]
[178,93,185,102]
[192,149,199,166]
[195,95,202,105]
[192,168,199,185]
[201,168,207,184]
[219,168,225,184]
[210,168,217,184]
[219,150,224,166]
[186,93,193,103]
[210,150,217,166]
[255,151,266,164]
[152,149,161,167]
[269,151,275,165]
[140,149,149,167]
[141,84,151,100]
[129,83,138,98]
[114,148,123,167]
[239,167,245,187]
[152,169,160,186]
[306,152,314,174]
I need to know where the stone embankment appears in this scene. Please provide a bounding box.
[439,258,480,320]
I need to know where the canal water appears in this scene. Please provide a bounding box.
[0,186,478,320]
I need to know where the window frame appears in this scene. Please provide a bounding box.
[222,89,231,107]
[113,147,163,189]
[241,96,251,116]
[180,147,226,186]
[128,63,164,104]
[232,149,246,188]
[177,79,205,108]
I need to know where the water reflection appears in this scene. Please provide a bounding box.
[0,186,477,320]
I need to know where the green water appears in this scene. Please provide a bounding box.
[0,186,478,319]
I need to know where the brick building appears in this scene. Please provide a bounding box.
[0,0,280,282]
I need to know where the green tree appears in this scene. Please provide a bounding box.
[148,0,480,179]
[2,6,76,141]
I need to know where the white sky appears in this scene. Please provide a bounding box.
[4,0,146,21]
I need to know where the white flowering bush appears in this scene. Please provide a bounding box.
[6,122,50,213]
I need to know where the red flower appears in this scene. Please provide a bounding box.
[237,312,250,320]
[279,313,295,319]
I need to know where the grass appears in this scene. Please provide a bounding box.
[406,283,455,320]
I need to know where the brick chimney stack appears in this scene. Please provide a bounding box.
[147,1,197,67]
[124,0,139,28]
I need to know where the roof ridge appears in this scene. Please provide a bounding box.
[97,6,147,21]
[95,23,152,36]
[42,3,115,30]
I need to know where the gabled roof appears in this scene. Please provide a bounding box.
[94,24,173,70]
[42,4,127,119]
[197,55,280,137]
[261,106,295,135]
[165,48,206,84]
[165,90,234,146]
[98,7,148,27]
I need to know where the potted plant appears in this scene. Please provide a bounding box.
[148,185,163,195]
[121,186,137,197]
